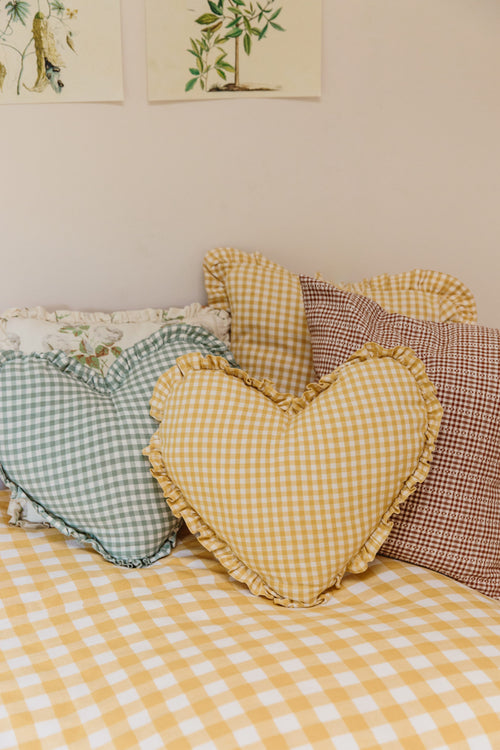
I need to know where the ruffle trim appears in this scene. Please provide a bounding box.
[0,303,231,347]
[0,467,181,566]
[331,268,477,325]
[203,247,477,326]
[0,324,236,396]
[203,247,296,312]
[145,344,443,607]
[203,247,252,309]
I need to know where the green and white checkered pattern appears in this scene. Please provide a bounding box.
[0,324,236,567]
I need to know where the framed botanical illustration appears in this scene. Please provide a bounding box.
[0,0,123,103]
[146,0,322,101]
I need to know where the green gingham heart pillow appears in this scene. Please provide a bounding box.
[0,325,237,567]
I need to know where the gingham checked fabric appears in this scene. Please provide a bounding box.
[0,325,236,567]
[145,347,442,607]
[1,491,500,750]
[335,268,478,325]
[203,247,477,395]
[300,276,500,599]
[0,304,231,526]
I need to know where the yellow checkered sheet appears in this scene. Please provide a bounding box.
[1,491,499,750]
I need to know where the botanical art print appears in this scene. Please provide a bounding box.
[185,0,285,94]
[0,1,77,96]
[0,0,123,102]
[146,0,322,101]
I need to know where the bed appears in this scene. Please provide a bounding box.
[2,490,500,750]
[1,248,500,748]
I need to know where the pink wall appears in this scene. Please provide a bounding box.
[2,0,499,326]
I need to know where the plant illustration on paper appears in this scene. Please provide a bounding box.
[0,1,78,97]
[186,0,285,93]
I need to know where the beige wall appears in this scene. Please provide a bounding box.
[2,0,499,325]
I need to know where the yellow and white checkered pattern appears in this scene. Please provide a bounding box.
[1,490,499,750]
[203,248,477,395]
[146,345,442,607]
[334,266,478,324]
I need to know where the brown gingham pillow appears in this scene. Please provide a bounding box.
[300,275,500,599]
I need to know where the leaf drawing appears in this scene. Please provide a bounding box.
[186,0,285,93]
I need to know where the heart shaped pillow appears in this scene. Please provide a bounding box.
[145,346,442,606]
[0,325,237,566]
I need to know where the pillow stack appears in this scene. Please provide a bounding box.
[141,247,477,605]
[2,246,492,606]
[197,248,495,601]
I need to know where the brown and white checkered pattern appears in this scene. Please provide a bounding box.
[1,491,499,749]
[300,275,500,599]
[145,348,441,608]
[203,248,477,396]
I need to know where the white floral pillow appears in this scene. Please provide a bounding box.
[0,303,230,375]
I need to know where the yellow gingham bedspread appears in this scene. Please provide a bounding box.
[1,492,499,750]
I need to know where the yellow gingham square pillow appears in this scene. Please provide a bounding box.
[145,347,442,607]
[203,248,477,396]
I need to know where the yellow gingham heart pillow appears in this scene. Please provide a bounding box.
[145,346,442,607]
